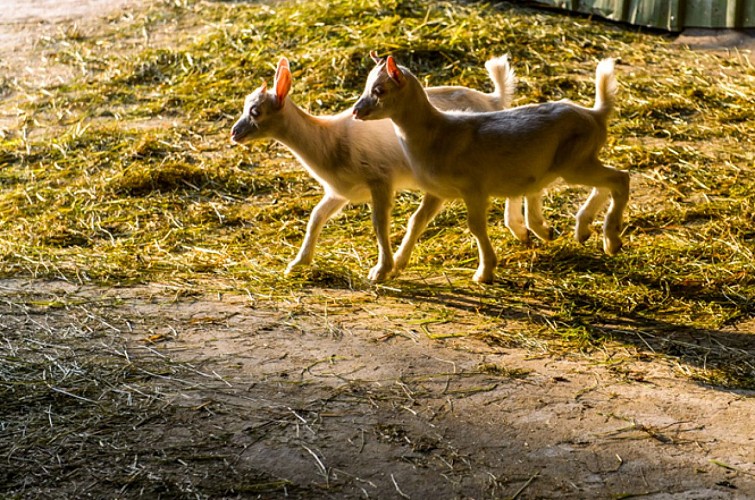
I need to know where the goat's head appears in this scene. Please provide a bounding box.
[353,52,407,121]
[230,57,292,144]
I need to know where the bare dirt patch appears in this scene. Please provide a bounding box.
[0,0,142,86]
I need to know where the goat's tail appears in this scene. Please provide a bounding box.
[593,58,617,119]
[485,55,517,109]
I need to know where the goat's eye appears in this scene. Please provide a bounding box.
[249,106,260,118]
[373,86,384,97]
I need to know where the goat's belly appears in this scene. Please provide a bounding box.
[393,173,421,191]
[336,185,371,203]
[319,178,370,202]
[414,168,556,199]
[488,173,555,197]
[413,171,466,199]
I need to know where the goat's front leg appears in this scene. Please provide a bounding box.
[286,193,348,275]
[465,195,496,283]
[525,192,554,241]
[504,197,529,242]
[392,193,445,277]
[367,184,395,282]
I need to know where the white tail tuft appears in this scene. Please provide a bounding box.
[485,55,517,109]
[594,58,617,117]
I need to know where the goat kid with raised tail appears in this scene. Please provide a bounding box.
[353,55,629,283]
[231,56,552,282]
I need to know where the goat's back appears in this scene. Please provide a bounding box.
[427,87,501,112]
[399,101,607,198]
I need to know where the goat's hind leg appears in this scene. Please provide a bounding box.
[565,159,629,255]
[574,187,610,244]
[504,197,529,242]
[524,192,554,242]
[286,193,348,274]
[601,168,630,255]
[392,193,444,277]
[503,194,553,243]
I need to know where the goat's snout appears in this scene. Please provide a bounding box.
[230,118,250,144]
[230,123,241,142]
[352,97,372,120]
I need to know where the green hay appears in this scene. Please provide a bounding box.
[0,0,753,390]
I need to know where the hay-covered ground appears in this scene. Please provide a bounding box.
[1,0,753,498]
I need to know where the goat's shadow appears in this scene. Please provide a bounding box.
[364,249,755,395]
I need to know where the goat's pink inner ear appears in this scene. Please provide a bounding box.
[273,62,292,108]
[275,57,290,81]
[386,56,404,85]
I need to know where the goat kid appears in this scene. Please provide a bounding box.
[353,55,629,283]
[231,56,551,281]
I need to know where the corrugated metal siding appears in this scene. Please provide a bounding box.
[534,0,755,30]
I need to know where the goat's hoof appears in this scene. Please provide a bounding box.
[285,258,312,275]
[575,225,593,244]
[392,254,410,272]
[284,264,301,276]
[506,223,530,243]
[473,269,495,283]
[513,230,531,244]
[604,238,623,255]
[530,225,554,242]
[368,264,392,282]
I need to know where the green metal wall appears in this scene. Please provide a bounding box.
[534,0,755,30]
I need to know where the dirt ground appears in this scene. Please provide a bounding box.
[2,278,754,498]
[0,0,135,78]
[1,2,754,499]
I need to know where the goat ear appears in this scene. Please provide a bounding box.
[274,57,292,108]
[386,56,405,86]
[369,50,383,64]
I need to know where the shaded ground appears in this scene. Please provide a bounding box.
[1,1,754,498]
[2,279,754,498]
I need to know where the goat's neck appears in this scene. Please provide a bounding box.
[390,78,444,141]
[272,99,341,170]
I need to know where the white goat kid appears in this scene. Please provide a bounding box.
[353,56,629,283]
[231,56,549,281]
